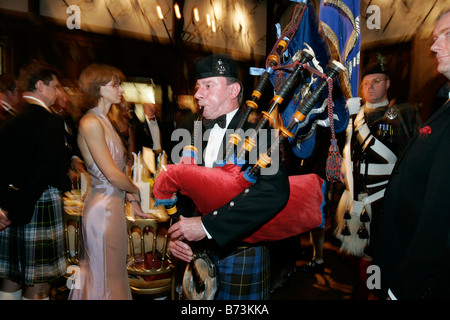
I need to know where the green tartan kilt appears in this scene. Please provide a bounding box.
[0,186,68,285]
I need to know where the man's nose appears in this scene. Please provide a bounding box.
[431,36,442,53]
[194,88,203,100]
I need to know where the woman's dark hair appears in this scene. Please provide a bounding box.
[79,63,125,109]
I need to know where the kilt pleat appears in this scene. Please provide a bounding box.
[214,245,270,300]
[0,186,67,285]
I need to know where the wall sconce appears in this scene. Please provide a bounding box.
[193,7,200,22]
[174,3,182,20]
[156,5,164,20]
[156,4,173,45]
[155,2,219,45]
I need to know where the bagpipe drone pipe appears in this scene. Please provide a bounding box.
[153,1,348,244]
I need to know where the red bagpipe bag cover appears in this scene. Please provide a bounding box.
[153,160,324,243]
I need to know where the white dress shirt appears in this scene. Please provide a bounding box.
[145,115,162,151]
[203,108,238,168]
[201,108,238,238]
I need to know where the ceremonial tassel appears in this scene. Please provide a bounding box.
[359,208,370,223]
[341,222,351,236]
[326,139,343,182]
[357,224,370,239]
[325,77,343,182]
[343,210,351,220]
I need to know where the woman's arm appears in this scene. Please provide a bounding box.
[78,115,140,201]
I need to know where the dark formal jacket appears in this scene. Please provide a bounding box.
[200,108,290,249]
[55,110,82,170]
[130,112,175,162]
[372,99,450,299]
[0,102,71,226]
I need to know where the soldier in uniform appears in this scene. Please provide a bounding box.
[335,55,421,298]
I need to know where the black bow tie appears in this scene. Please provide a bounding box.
[203,114,227,130]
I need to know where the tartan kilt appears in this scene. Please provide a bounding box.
[0,186,67,285]
[214,245,270,300]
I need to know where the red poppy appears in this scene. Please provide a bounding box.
[419,126,432,137]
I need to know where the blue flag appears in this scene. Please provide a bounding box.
[319,0,361,98]
[270,0,349,159]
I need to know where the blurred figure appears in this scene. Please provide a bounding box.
[131,103,161,153]
[68,64,152,300]
[0,59,71,300]
[130,102,175,162]
[296,127,346,277]
[51,83,86,187]
[0,73,21,125]
[372,9,450,300]
[174,107,197,132]
[108,102,137,166]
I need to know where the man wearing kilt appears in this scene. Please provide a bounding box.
[335,56,421,299]
[0,60,71,300]
[167,54,290,300]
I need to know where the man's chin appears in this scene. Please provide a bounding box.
[437,64,450,76]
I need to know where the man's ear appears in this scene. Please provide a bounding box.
[228,82,241,100]
[385,79,390,91]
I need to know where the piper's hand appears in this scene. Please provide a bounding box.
[169,238,194,263]
[129,201,154,220]
[0,208,11,231]
[168,216,206,242]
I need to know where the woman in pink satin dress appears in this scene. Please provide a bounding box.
[69,64,152,300]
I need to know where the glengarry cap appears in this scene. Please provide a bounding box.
[195,54,239,79]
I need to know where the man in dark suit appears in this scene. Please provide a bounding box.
[371,9,450,300]
[0,60,71,300]
[167,54,289,299]
[130,102,175,162]
[51,84,86,187]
